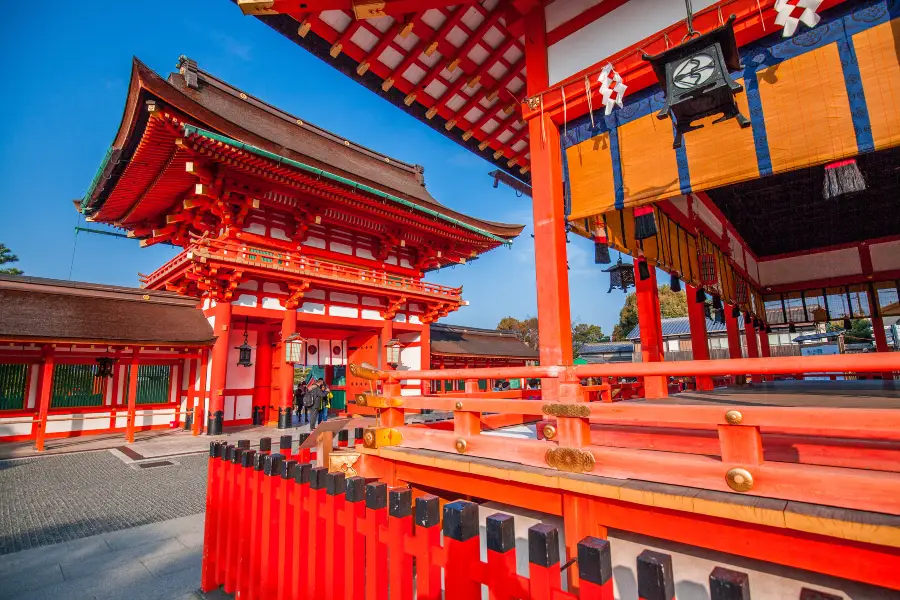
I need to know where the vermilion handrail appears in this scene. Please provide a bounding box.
[382,353,900,381]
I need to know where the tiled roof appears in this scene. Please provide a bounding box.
[626,316,746,341]
[579,342,634,354]
[0,275,215,346]
[430,323,539,359]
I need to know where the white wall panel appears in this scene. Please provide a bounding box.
[547,0,717,84]
[870,240,900,272]
[758,248,861,287]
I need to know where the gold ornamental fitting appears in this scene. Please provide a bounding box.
[455,401,463,410]
[725,410,743,425]
[542,403,590,418]
[349,362,382,381]
[542,425,557,440]
[361,427,402,449]
[455,438,467,453]
[726,467,754,492]
[546,447,595,473]
[356,394,401,409]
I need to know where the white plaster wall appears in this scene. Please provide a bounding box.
[331,292,359,304]
[870,240,900,272]
[745,253,760,285]
[234,395,253,420]
[305,236,327,249]
[398,334,422,396]
[331,241,353,255]
[263,282,283,294]
[330,306,359,318]
[547,0,718,84]
[234,294,258,307]
[305,289,327,300]
[26,367,38,409]
[361,309,384,321]
[0,419,33,438]
[300,302,326,315]
[758,248,861,287]
[693,196,723,237]
[362,296,383,307]
[668,195,689,215]
[47,412,112,434]
[226,329,256,389]
[262,297,285,310]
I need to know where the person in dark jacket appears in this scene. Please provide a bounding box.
[303,381,326,429]
[294,382,308,425]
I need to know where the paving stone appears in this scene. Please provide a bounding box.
[142,549,202,577]
[0,563,64,598]
[59,537,185,580]
[0,451,207,555]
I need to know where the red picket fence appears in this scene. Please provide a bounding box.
[199,439,843,600]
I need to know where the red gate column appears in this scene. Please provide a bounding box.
[634,263,668,398]
[686,284,714,391]
[758,326,772,381]
[279,310,297,429]
[125,348,140,443]
[524,7,573,395]
[33,345,55,452]
[725,305,743,359]
[419,323,431,395]
[252,330,272,425]
[745,316,760,384]
[208,300,232,435]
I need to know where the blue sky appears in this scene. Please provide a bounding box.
[0,0,629,335]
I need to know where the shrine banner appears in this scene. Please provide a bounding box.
[564,0,900,220]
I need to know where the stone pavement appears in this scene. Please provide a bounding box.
[0,514,205,600]
[0,451,208,555]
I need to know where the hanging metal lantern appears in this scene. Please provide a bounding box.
[236,317,253,368]
[284,333,306,364]
[386,338,402,368]
[812,307,828,323]
[95,357,116,379]
[643,11,750,148]
[603,256,635,294]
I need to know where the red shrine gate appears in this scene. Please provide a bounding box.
[78,57,522,434]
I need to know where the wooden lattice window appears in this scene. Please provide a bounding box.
[0,364,27,411]
[125,365,172,405]
[51,364,104,408]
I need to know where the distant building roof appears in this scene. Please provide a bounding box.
[430,323,539,359]
[579,342,634,354]
[0,275,215,346]
[626,316,746,341]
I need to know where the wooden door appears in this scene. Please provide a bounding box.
[346,330,380,415]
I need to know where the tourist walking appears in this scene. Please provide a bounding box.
[303,380,326,429]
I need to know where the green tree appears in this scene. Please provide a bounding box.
[572,323,609,357]
[497,316,540,351]
[0,243,23,275]
[831,318,873,342]
[611,286,688,341]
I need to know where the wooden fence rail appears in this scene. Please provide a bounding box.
[201,440,850,600]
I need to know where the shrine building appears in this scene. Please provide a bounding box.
[75,57,523,435]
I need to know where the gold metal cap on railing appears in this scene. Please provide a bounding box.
[349,362,384,381]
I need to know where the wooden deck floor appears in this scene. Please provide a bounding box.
[635,379,900,408]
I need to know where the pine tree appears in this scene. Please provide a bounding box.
[0,243,23,276]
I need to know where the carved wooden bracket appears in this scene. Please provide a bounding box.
[284,280,311,310]
[381,296,407,320]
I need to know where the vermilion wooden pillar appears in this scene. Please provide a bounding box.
[725,305,743,359]
[419,323,431,394]
[33,345,55,452]
[685,284,714,391]
[745,317,760,384]
[524,7,573,391]
[195,347,209,435]
[125,349,140,443]
[758,326,772,381]
[208,301,232,435]
[253,330,272,423]
[872,316,892,379]
[279,310,297,429]
[634,263,668,398]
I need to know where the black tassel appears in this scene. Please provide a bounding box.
[704,303,712,320]
[633,205,658,240]
[712,295,722,310]
[670,274,681,293]
[638,260,651,281]
[823,159,866,200]
[715,309,726,324]
[843,317,852,330]
[732,305,740,319]
[593,240,611,264]
[789,322,797,333]
[695,287,706,304]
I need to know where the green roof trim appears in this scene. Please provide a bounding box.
[181,124,512,246]
[80,146,115,212]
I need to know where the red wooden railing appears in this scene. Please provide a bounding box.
[354,353,900,515]
[140,238,462,301]
[200,438,837,600]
